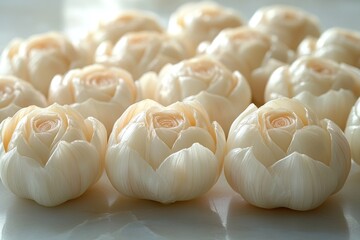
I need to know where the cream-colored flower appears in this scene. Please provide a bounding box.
[199,26,294,106]
[168,1,243,56]
[106,99,226,203]
[225,98,351,211]
[249,5,320,50]
[48,64,137,133]
[265,56,360,129]
[0,75,47,122]
[80,10,164,62]
[0,32,84,96]
[345,98,360,165]
[95,31,187,80]
[137,56,251,134]
[0,104,107,207]
[298,28,360,68]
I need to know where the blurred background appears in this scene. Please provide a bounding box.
[0,0,359,50]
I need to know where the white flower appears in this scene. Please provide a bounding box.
[80,10,164,62]
[0,75,47,122]
[0,32,85,96]
[106,99,226,203]
[137,56,251,133]
[167,1,243,56]
[95,31,187,80]
[48,64,137,133]
[225,98,351,211]
[249,5,320,50]
[345,98,360,165]
[265,56,360,129]
[0,104,107,206]
[298,28,360,68]
[199,26,294,106]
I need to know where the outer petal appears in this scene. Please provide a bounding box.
[287,125,331,165]
[72,98,128,134]
[269,152,338,210]
[106,143,162,201]
[0,140,100,207]
[0,104,22,122]
[136,71,159,101]
[185,73,251,134]
[323,119,351,192]
[156,143,220,203]
[294,89,356,130]
[224,147,278,208]
[227,124,283,167]
[345,103,360,164]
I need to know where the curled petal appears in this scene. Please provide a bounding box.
[0,141,101,206]
[106,143,171,202]
[287,125,331,165]
[323,119,351,192]
[294,89,356,130]
[270,152,338,210]
[156,143,220,203]
[224,147,277,208]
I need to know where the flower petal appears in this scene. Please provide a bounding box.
[106,143,161,201]
[224,147,277,208]
[323,119,351,192]
[270,152,338,210]
[156,143,220,203]
[287,125,331,165]
[294,89,356,129]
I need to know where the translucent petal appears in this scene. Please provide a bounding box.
[106,143,162,201]
[270,152,338,210]
[224,147,278,208]
[172,127,215,153]
[287,125,331,165]
[157,143,219,203]
[323,119,351,192]
[294,89,356,129]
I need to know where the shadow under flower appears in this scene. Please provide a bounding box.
[104,187,228,240]
[1,173,115,240]
[226,192,349,240]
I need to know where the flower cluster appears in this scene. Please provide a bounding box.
[0,3,357,211]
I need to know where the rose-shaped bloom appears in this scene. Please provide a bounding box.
[48,64,137,133]
[249,5,320,50]
[106,99,226,203]
[0,104,107,206]
[199,26,294,105]
[298,28,360,68]
[167,1,244,56]
[137,56,251,134]
[80,10,164,62]
[95,31,187,80]
[265,56,360,130]
[0,32,84,96]
[0,75,47,122]
[345,98,360,165]
[225,98,351,211]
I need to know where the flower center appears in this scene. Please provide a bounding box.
[33,116,61,133]
[266,111,295,129]
[307,60,334,75]
[83,73,117,87]
[153,111,184,128]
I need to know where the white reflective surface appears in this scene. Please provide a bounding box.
[1,0,360,239]
[1,164,360,239]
